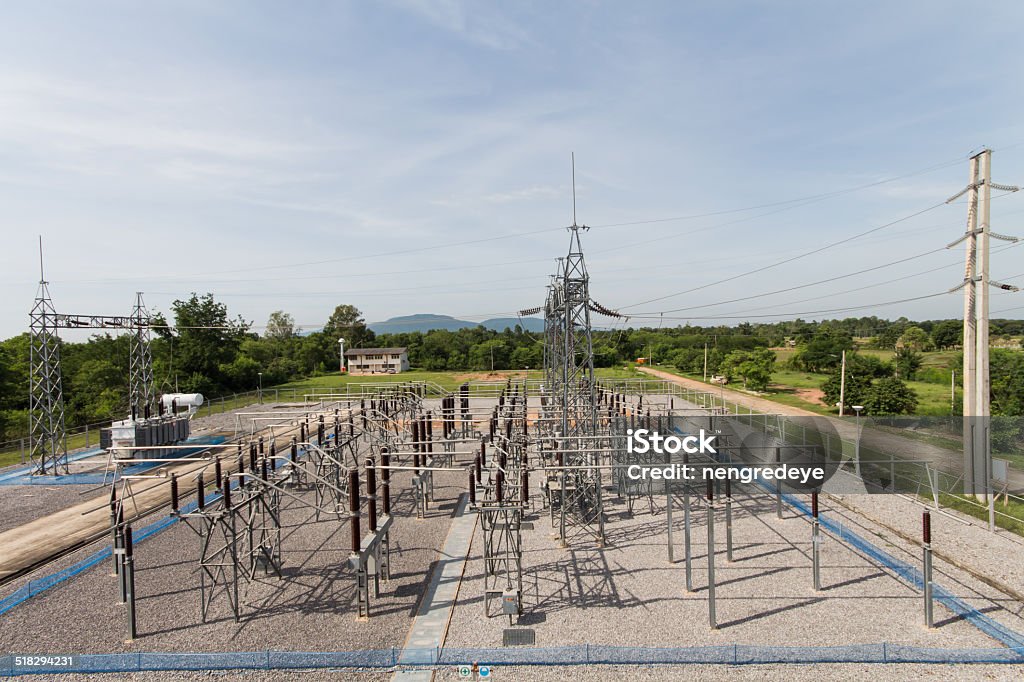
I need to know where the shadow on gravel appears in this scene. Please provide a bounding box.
[733,545,797,563]
[822,570,886,591]
[405,559,439,616]
[934,604,1002,628]
[526,548,640,614]
[717,596,826,628]
[516,611,546,625]
[693,565,792,591]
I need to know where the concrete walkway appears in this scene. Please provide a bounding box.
[393,494,478,682]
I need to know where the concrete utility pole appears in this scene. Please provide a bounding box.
[959,154,979,497]
[947,149,1019,500]
[951,369,956,413]
[703,343,708,382]
[974,151,992,502]
[838,350,846,417]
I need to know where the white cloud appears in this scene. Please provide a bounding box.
[390,0,531,50]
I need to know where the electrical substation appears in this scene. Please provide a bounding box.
[1,159,1024,680]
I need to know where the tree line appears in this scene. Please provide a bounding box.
[0,294,1021,441]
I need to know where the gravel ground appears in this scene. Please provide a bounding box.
[433,662,1024,681]
[0,466,463,655]
[445,479,1024,651]
[51,671,390,681]
[0,485,106,534]
[6,390,1024,680]
[642,370,1024,602]
[189,402,302,439]
[831,492,1024,600]
[36,663,1024,681]
[816,497,1024,629]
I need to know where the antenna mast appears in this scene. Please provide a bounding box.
[571,152,577,227]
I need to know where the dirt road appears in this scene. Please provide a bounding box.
[638,366,821,417]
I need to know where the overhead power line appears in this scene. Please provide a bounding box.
[617,190,1020,312]
[629,239,1023,317]
[617,200,953,310]
[626,291,951,322]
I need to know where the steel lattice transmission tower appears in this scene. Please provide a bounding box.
[543,272,564,397]
[28,243,68,475]
[129,292,156,419]
[27,240,159,475]
[548,223,605,545]
[537,154,611,545]
[559,225,598,441]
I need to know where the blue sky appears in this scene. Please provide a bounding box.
[2,1,1023,339]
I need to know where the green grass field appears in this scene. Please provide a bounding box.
[763,347,963,416]
[273,366,646,394]
[770,369,827,390]
[0,428,102,469]
[660,359,959,416]
[767,373,957,416]
[275,369,532,393]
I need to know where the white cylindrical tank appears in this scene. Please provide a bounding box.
[161,393,204,414]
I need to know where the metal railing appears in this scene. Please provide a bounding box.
[598,378,1024,535]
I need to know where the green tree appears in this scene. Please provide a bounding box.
[323,304,374,349]
[821,366,872,410]
[863,377,918,415]
[893,347,923,380]
[265,310,296,340]
[220,354,261,388]
[930,320,962,349]
[469,339,508,371]
[794,328,854,372]
[0,335,27,412]
[720,349,775,391]
[990,348,1024,416]
[68,358,125,422]
[849,353,894,379]
[170,293,250,392]
[898,326,934,352]
[873,318,909,349]
[510,345,542,369]
[670,347,705,374]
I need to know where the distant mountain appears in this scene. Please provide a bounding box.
[369,314,471,333]
[369,313,544,334]
[482,317,545,333]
